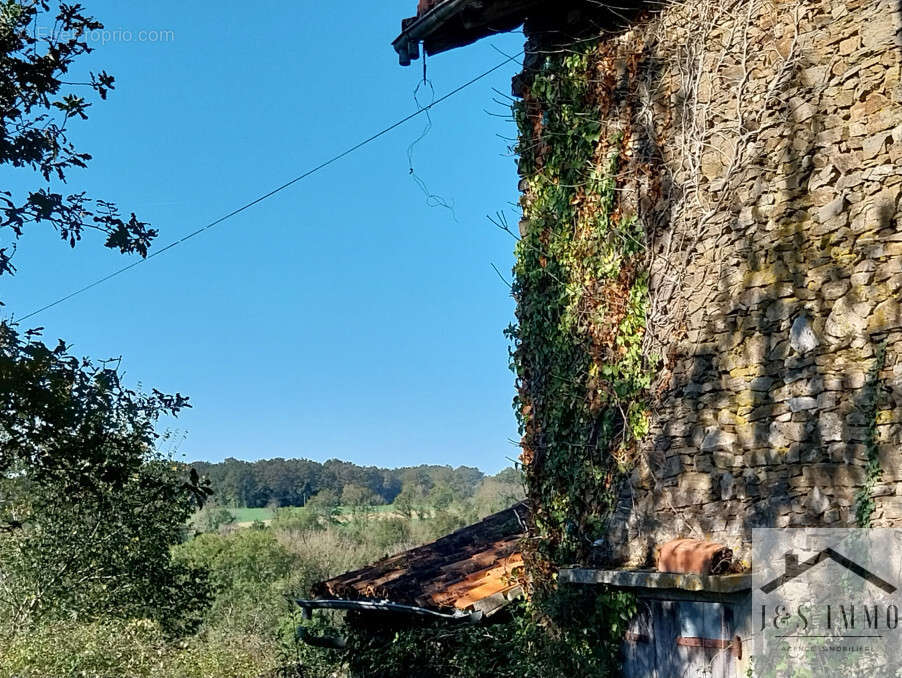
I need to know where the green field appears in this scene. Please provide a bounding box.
[226,507,275,523]
[336,503,395,515]
[225,504,398,524]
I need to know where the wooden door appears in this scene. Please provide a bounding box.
[621,599,740,678]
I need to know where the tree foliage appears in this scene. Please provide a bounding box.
[510,49,652,572]
[190,457,494,510]
[0,0,157,275]
[0,0,220,645]
[0,460,212,635]
[0,322,188,488]
[0,323,212,634]
[339,590,635,678]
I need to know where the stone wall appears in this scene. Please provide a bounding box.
[520,0,902,567]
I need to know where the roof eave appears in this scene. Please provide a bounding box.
[392,0,542,66]
[392,0,471,66]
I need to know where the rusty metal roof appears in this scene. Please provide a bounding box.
[313,503,526,616]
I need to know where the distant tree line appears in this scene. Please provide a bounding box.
[190,457,518,509]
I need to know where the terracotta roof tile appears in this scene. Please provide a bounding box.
[313,503,526,613]
[417,0,443,15]
[656,538,734,576]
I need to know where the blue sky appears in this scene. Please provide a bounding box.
[3,2,526,473]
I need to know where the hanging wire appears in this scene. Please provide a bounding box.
[405,49,458,219]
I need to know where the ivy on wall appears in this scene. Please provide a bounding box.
[854,341,888,527]
[508,46,654,576]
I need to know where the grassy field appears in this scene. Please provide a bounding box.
[336,504,395,515]
[226,504,397,524]
[226,507,275,523]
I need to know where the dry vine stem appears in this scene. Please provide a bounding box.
[640,0,805,366]
[587,0,809,536]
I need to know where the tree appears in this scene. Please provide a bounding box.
[471,472,524,519]
[427,482,454,511]
[492,466,522,486]
[192,504,235,534]
[1,1,157,276]
[305,488,340,524]
[0,0,214,642]
[394,483,425,520]
[0,0,190,510]
[341,483,378,510]
[0,459,212,635]
[0,323,189,489]
[0,323,212,635]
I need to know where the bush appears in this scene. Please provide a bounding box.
[173,529,297,639]
[0,460,211,636]
[0,619,276,678]
[342,590,635,678]
[1,505,534,677]
[271,506,325,532]
[367,517,411,551]
[276,528,377,598]
[192,504,236,533]
[175,530,295,591]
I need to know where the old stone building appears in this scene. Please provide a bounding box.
[390,1,901,673]
[576,0,902,567]
[396,0,902,569]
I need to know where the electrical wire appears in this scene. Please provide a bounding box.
[17,50,524,323]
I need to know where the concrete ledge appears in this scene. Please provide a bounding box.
[559,568,751,594]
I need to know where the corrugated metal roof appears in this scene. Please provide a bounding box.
[313,504,526,615]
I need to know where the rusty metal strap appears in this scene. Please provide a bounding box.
[676,635,742,659]
[624,632,650,644]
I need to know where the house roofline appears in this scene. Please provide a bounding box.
[393,0,469,66]
[392,0,543,66]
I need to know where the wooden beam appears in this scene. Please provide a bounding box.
[559,569,751,594]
